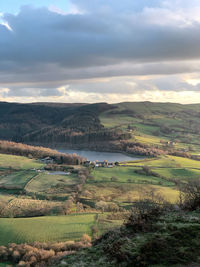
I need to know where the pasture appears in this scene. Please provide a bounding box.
[0,214,96,246]
[125,156,200,169]
[0,170,37,189]
[0,153,43,169]
[91,166,173,186]
[83,182,179,204]
[25,172,78,199]
[154,168,200,182]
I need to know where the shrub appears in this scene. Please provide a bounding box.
[111,176,118,182]
[0,240,90,266]
[178,179,200,211]
[81,234,92,244]
[126,199,166,232]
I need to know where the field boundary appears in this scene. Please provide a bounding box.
[24,173,40,192]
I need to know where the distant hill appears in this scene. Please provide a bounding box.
[1,101,200,155]
[0,101,130,145]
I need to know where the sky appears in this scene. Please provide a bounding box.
[0,0,200,104]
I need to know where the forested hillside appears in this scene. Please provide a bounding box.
[1,101,200,157]
[0,102,129,145]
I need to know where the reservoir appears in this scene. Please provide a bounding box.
[58,149,140,162]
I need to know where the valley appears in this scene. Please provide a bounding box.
[1,101,200,266]
[0,144,200,246]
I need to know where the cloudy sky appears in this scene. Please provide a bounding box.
[1,0,200,103]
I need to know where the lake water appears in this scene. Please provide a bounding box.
[58,149,140,162]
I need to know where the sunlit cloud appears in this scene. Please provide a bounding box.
[1,21,13,31]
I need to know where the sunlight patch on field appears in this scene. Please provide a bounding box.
[0,154,43,169]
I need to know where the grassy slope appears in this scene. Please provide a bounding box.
[0,153,43,169]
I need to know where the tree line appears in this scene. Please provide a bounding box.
[0,140,85,165]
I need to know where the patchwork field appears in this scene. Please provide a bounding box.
[99,102,200,155]
[0,151,199,246]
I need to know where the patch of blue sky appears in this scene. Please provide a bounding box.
[0,0,70,15]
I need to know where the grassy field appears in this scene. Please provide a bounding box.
[125,156,200,168]
[0,214,96,246]
[0,170,37,189]
[99,114,137,128]
[83,182,179,204]
[80,155,200,206]
[0,153,43,169]
[25,172,78,199]
[154,167,200,182]
[91,166,173,186]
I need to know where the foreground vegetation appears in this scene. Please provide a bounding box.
[59,208,200,267]
[1,197,200,267]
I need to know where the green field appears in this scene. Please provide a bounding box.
[81,155,200,206]
[125,156,200,168]
[0,170,37,189]
[0,151,199,246]
[83,181,179,204]
[0,153,43,169]
[154,167,200,182]
[91,166,173,186]
[25,172,79,199]
[0,214,96,246]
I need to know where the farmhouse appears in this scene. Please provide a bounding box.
[107,163,114,168]
[162,140,176,146]
[95,161,115,168]
[83,160,91,167]
[95,162,107,167]
[41,157,54,164]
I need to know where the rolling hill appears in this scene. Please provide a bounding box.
[1,101,200,156]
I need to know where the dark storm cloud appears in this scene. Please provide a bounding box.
[2,5,200,69]
[1,0,200,96]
